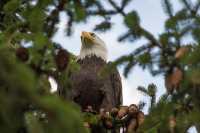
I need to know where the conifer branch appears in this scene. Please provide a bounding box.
[108,0,126,16]
[140,27,161,48]
[181,0,192,11]
[162,0,174,17]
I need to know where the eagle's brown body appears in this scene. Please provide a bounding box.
[70,56,122,111]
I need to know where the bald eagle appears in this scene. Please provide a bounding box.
[70,31,122,111]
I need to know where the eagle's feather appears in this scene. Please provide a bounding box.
[69,31,122,111]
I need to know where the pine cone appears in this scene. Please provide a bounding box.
[55,49,69,71]
[137,111,145,126]
[127,119,138,132]
[117,106,129,119]
[165,67,183,93]
[175,47,189,59]
[128,104,139,117]
[16,47,29,62]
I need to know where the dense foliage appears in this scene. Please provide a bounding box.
[0,0,200,133]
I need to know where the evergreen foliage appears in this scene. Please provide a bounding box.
[0,0,200,133]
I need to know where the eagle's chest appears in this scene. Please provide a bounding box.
[70,56,108,110]
[74,57,106,87]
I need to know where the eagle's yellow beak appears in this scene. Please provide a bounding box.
[81,31,94,45]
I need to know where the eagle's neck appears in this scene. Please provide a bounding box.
[78,44,108,61]
[77,55,106,65]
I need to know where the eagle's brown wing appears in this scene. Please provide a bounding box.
[109,63,123,106]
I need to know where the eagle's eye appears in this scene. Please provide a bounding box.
[90,33,96,37]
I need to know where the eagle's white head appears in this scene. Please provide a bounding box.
[78,31,108,61]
